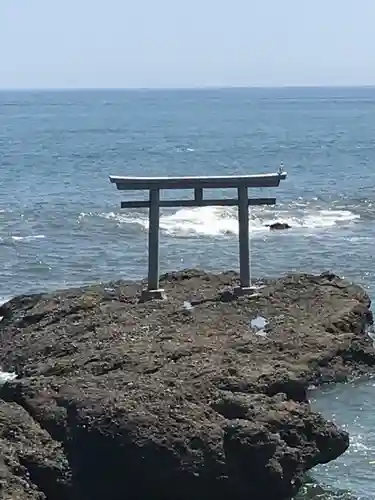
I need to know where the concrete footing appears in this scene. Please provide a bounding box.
[140,288,166,302]
[233,286,260,298]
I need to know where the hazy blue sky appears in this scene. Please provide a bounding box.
[1,0,374,89]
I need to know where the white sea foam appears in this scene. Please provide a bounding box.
[349,433,370,453]
[0,297,9,306]
[0,296,12,323]
[90,204,359,238]
[0,370,17,384]
[0,296,17,382]
[175,146,195,152]
[11,235,45,242]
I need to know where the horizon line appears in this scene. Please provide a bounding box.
[0,84,375,92]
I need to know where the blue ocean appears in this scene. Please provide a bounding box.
[1,87,375,499]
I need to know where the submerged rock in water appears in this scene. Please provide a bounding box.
[0,270,373,500]
[267,222,292,230]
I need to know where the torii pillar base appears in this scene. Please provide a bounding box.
[140,288,166,302]
[233,286,259,298]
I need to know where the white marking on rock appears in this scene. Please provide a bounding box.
[250,315,269,337]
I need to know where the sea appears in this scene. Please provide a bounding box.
[0,87,375,499]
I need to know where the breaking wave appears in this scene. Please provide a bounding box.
[11,235,46,242]
[0,235,46,244]
[82,202,360,238]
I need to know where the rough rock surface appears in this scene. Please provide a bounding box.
[0,270,374,500]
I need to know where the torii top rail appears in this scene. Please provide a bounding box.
[109,171,287,298]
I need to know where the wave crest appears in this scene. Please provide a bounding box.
[85,203,360,238]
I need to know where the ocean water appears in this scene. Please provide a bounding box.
[1,87,375,498]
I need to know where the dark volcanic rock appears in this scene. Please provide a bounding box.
[0,270,373,500]
[267,222,292,230]
[0,400,71,499]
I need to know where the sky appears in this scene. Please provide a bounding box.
[0,0,374,89]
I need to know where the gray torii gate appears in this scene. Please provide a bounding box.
[109,169,287,299]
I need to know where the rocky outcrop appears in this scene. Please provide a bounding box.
[0,270,373,500]
[267,222,292,230]
[0,400,71,499]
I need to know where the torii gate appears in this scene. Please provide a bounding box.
[109,169,287,299]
